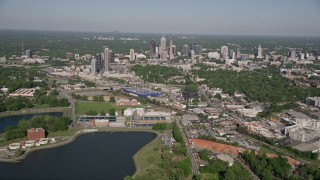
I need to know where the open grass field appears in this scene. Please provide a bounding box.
[133,133,162,176]
[258,145,277,154]
[75,101,142,115]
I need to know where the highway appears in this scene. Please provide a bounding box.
[175,117,199,176]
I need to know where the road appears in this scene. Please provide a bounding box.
[58,88,76,126]
[175,117,199,176]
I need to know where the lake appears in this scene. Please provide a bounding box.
[0,112,64,133]
[0,132,156,180]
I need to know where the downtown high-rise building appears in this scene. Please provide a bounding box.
[221,46,229,60]
[149,39,156,59]
[169,40,174,60]
[91,58,97,75]
[182,44,189,57]
[95,53,103,73]
[160,34,166,59]
[104,48,111,73]
[290,50,296,60]
[191,43,202,55]
[130,49,135,61]
[25,49,32,58]
[257,44,262,59]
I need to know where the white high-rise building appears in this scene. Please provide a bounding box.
[190,50,195,61]
[155,47,159,58]
[290,51,296,60]
[182,44,189,56]
[169,40,174,60]
[221,46,229,60]
[257,44,262,59]
[130,49,135,61]
[104,48,111,73]
[91,59,96,75]
[160,34,166,59]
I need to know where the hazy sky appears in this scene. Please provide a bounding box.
[0,0,320,36]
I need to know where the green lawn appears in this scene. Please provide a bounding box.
[75,101,142,115]
[47,128,84,137]
[133,133,162,176]
[258,145,277,154]
[32,104,51,109]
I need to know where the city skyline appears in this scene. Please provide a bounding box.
[0,0,320,36]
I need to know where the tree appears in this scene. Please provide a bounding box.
[109,108,116,116]
[109,96,116,102]
[214,93,222,100]
[100,110,106,116]
[199,149,209,161]
[86,110,98,115]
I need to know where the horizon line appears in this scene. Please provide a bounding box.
[0,28,319,38]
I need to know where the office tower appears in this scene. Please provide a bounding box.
[182,44,189,57]
[232,50,237,59]
[91,58,97,75]
[290,51,296,60]
[149,39,156,59]
[95,53,103,73]
[169,40,174,60]
[155,47,159,58]
[162,50,168,60]
[172,45,176,54]
[281,55,287,64]
[130,49,135,61]
[191,42,202,55]
[160,34,166,59]
[104,48,111,73]
[221,46,229,60]
[190,50,195,61]
[236,49,241,58]
[257,44,262,59]
[25,49,32,58]
[21,41,24,55]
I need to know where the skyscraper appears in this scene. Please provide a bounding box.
[149,40,156,59]
[95,53,103,73]
[190,50,195,61]
[160,34,166,59]
[130,49,135,61]
[257,44,262,59]
[104,48,111,73]
[91,58,97,75]
[221,46,229,60]
[290,50,296,60]
[25,49,32,58]
[182,44,189,57]
[172,45,176,54]
[191,42,202,55]
[169,40,174,60]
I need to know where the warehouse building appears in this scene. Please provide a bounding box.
[122,87,162,99]
[128,108,171,127]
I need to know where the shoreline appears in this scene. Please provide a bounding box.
[0,127,159,174]
[0,107,71,119]
[132,132,160,177]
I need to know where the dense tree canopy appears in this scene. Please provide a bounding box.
[192,65,319,103]
[131,65,184,84]
[5,115,71,140]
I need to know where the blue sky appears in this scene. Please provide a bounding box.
[0,0,320,36]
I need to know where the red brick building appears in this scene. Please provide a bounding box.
[27,128,45,141]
